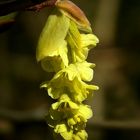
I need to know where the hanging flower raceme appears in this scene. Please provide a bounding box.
[36,0,99,139]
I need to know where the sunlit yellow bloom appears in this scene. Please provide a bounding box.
[67,104,92,130]
[46,104,91,140]
[66,20,99,62]
[36,9,99,72]
[49,94,79,120]
[41,62,98,102]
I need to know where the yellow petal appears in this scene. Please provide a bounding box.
[36,9,70,61]
[79,105,93,119]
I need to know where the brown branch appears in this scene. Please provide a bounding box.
[89,120,140,130]
[0,0,57,16]
[1,108,140,130]
[0,106,47,122]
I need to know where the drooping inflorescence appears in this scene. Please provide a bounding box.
[36,0,99,139]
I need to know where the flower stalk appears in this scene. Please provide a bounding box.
[37,0,99,139]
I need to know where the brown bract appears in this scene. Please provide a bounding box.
[55,0,90,28]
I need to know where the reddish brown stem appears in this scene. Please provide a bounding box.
[27,0,57,11]
[0,0,57,16]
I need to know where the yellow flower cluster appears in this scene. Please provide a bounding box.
[36,0,99,139]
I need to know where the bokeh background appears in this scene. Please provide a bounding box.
[0,0,140,140]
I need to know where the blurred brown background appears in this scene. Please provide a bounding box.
[0,0,140,140]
